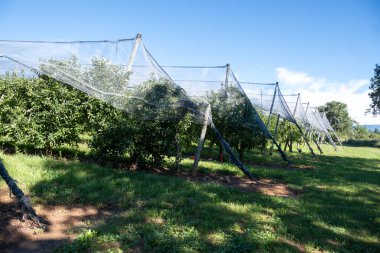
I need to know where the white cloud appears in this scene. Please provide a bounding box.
[275,67,379,125]
[276,67,314,85]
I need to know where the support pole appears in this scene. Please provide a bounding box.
[313,131,323,154]
[0,160,45,223]
[192,104,211,177]
[266,82,278,126]
[292,93,316,157]
[269,114,280,155]
[295,123,316,158]
[332,130,344,147]
[210,123,258,181]
[293,93,300,116]
[126,33,142,73]
[224,63,230,89]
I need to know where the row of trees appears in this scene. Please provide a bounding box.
[0,70,271,167]
[2,63,377,168]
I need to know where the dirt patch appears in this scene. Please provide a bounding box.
[0,188,112,253]
[145,167,300,197]
[278,237,306,252]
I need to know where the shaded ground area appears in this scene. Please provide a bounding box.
[0,145,379,252]
[0,189,112,253]
[0,170,297,252]
[147,167,300,197]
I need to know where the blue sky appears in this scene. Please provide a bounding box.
[0,0,379,124]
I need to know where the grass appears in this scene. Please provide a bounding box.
[0,144,379,252]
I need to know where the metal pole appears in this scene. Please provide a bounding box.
[192,104,211,177]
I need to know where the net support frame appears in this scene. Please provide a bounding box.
[192,104,211,176]
[304,102,323,154]
[266,82,278,126]
[269,113,280,155]
[126,33,142,72]
[293,93,316,158]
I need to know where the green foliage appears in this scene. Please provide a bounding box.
[352,124,371,139]
[318,101,353,134]
[90,78,199,167]
[368,64,380,116]
[276,119,303,151]
[207,85,267,160]
[0,73,86,155]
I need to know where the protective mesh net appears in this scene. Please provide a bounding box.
[321,112,334,131]
[321,112,343,147]
[0,36,290,179]
[286,96,312,130]
[163,65,274,137]
[0,37,211,123]
[163,65,289,162]
[312,108,337,149]
[240,82,296,123]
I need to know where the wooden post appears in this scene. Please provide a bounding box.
[293,93,300,116]
[224,63,230,90]
[266,82,278,126]
[126,33,142,73]
[192,104,211,177]
[269,114,280,155]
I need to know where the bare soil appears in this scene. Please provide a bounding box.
[153,168,300,197]
[0,188,111,253]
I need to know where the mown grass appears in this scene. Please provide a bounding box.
[0,144,379,252]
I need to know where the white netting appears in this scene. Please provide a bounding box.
[241,82,296,123]
[321,111,334,131]
[0,36,211,123]
[286,96,312,130]
[163,65,273,137]
[313,109,337,149]
[0,35,292,179]
[163,65,289,162]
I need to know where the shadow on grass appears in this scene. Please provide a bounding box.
[18,151,379,252]
[342,139,380,148]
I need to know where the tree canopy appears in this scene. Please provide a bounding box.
[368,64,380,116]
[318,101,352,134]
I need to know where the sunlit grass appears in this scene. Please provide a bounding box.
[1,144,379,252]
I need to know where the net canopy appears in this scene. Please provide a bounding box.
[312,108,337,149]
[240,82,296,123]
[321,111,343,147]
[0,35,211,123]
[0,35,284,179]
[285,95,311,130]
[163,65,289,162]
[163,65,272,137]
[321,111,334,131]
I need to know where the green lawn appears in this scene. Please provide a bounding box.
[1,145,379,252]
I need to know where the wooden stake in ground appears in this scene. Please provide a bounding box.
[192,104,211,177]
[0,160,46,224]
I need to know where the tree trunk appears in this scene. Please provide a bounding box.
[175,125,180,171]
[45,142,52,157]
[219,144,224,162]
[238,145,245,161]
